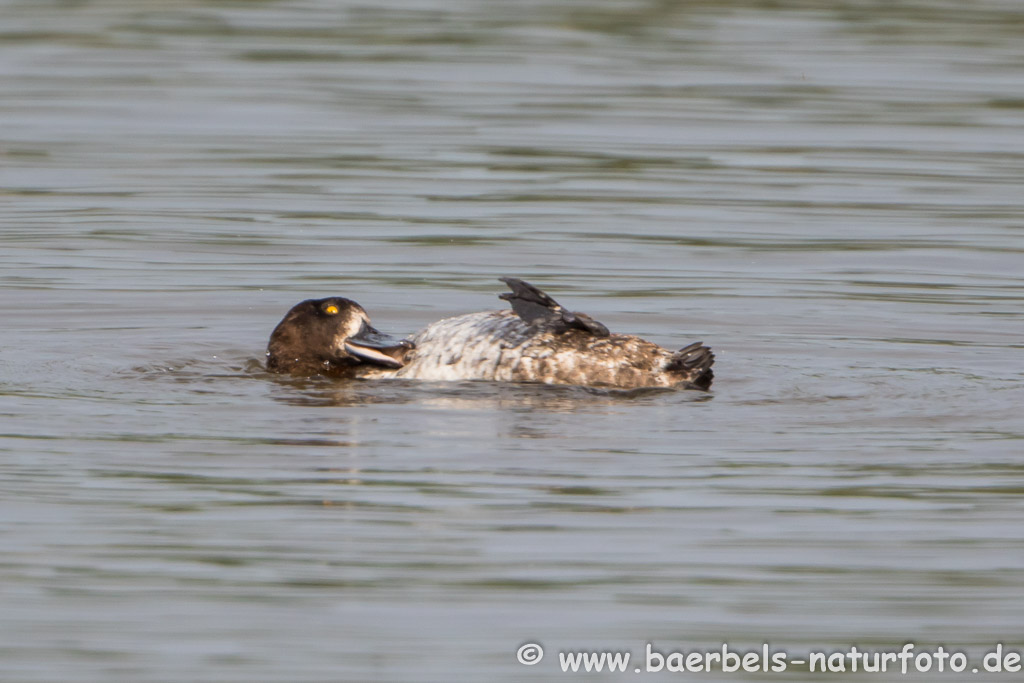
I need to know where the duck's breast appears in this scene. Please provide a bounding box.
[394,310,531,381]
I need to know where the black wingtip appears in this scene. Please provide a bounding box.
[498,277,564,325]
[498,277,560,309]
[498,277,610,337]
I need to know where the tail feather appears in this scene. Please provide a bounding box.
[666,341,714,390]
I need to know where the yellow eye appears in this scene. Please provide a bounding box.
[325,305,339,315]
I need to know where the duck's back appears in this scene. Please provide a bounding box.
[393,310,707,389]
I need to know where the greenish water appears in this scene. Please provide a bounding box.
[2,0,1023,681]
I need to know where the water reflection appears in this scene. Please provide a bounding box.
[261,372,714,411]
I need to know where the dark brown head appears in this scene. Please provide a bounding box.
[266,297,412,377]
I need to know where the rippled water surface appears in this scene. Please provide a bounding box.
[2,0,1023,680]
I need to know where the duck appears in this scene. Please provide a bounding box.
[266,278,714,390]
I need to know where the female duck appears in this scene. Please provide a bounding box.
[266,278,714,390]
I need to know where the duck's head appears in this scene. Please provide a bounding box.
[266,297,413,377]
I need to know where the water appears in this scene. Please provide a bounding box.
[2,0,1023,680]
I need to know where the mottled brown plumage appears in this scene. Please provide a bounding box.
[373,310,713,389]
